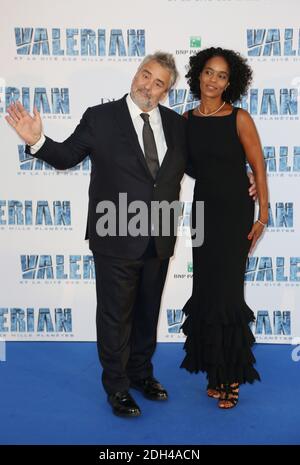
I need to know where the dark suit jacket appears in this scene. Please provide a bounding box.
[25,95,188,259]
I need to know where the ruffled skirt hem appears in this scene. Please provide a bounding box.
[180,297,261,387]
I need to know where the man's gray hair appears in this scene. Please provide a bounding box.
[138,51,179,89]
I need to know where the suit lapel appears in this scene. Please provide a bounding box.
[156,104,174,181]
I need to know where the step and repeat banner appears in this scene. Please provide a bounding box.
[0,0,299,343]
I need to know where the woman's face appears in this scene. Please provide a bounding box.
[199,55,230,99]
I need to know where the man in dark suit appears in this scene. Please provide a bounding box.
[6,52,188,417]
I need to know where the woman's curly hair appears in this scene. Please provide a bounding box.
[186,47,253,103]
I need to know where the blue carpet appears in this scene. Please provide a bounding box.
[0,342,298,445]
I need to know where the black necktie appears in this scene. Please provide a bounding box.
[140,113,160,179]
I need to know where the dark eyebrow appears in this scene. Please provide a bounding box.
[142,69,151,75]
[141,68,165,86]
[205,66,229,76]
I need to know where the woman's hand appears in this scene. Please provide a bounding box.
[248,221,266,255]
[247,172,257,200]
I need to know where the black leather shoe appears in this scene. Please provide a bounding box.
[130,376,168,401]
[108,391,141,417]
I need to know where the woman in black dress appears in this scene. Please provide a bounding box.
[181,47,268,409]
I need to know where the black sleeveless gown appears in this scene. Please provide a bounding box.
[181,107,261,388]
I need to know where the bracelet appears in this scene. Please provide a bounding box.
[257,219,267,227]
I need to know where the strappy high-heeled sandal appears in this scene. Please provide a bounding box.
[218,383,239,409]
[207,384,221,399]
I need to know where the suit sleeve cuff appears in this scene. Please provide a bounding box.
[29,134,46,154]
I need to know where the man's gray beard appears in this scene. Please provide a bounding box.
[131,90,153,110]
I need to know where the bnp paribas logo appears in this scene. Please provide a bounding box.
[190,36,201,49]
[187,262,193,273]
[175,35,201,56]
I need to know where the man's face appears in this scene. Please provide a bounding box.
[130,60,172,111]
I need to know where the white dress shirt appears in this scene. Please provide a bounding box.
[30,133,46,154]
[30,94,168,165]
[126,93,167,166]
